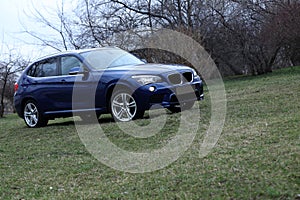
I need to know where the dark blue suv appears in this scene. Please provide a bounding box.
[14,47,204,127]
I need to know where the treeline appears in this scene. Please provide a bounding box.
[24,0,300,76]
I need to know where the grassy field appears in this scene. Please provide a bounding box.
[0,67,299,199]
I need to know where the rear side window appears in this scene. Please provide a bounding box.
[27,58,58,77]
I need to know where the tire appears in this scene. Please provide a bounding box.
[110,90,144,122]
[167,101,195,113]
[23,100,48,128]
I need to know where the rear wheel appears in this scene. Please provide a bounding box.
[23,100,48,128]
[110,90,144,122]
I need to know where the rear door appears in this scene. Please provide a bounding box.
[26,57,63,112]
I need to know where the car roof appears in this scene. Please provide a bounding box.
[34,46,121,62]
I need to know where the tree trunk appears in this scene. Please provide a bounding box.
[0,75,8,118]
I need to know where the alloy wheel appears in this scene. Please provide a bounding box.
[24,102,39,127]
[111,92,137,122]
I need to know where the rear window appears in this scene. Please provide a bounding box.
[27,58,58,77]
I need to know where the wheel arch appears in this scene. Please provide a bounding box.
[105,82,135,109]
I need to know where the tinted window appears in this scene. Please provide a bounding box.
[61,56,82,75]
[27,64,37,77]
[27,58,58,77]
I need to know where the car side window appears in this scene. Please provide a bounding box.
[27,58,58,77]
[61,56,83,75]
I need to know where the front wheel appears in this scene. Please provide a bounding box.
[23,100,48,128]
[110,90,144,122]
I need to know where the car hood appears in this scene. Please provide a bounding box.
[105,63,192,75]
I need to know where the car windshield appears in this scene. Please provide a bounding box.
[80,49,144,70]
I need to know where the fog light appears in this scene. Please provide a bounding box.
[149,86,156,92]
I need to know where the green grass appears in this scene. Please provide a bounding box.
[0,67,299,199]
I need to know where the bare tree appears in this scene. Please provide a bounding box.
[22,0,299,77]
[264,0,300,66]
[21,0,81,51]
[201,0,299,75]
[0,49,29,117]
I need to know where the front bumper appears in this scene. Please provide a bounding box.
[135,80,204,110]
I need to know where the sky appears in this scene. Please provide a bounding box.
[0,0,67,60]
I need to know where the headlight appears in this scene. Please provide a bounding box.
[131,75,162,85]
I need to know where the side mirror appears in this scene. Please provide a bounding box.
[69,67,81,75]
[69,66,89,80]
